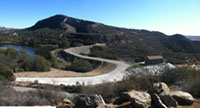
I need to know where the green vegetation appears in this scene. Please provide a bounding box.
[65,59,93,72]
[33,55,51,71]
[126,64,142,71]
[89,46,116,60]
[1,15,200,64]
[0,48,53,81]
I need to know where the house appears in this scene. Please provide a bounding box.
[145,55,164,65]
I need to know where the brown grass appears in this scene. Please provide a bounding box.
[14,62,116,77]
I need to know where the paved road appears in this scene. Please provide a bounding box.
[16,45,130,85]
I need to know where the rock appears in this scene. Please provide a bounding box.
[63,98,74,108]
[57,102,63,108]
[112,97,129,105]
[171,91,195,105]
[56,98,74,108]
[97,104,114,108]
[122,89,151,108]
[151,93,167,108]
[149,82,171,95]
[149,82,178,107]
[74,94,106,108]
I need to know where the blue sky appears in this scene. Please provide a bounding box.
[0,0,199,35]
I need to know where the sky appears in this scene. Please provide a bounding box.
[0,0,199,36]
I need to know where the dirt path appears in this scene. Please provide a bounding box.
[16,44,130,85]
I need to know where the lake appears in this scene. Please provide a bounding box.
[0,44,37,58]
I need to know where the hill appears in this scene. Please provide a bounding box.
[1,14,200,64]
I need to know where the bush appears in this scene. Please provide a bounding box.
[159,66,200,98]
[0,70,14,81]
[66,59,93,72]
[89,46,117,60]
[17,49,33,71]
[77,75,159,103]
[187,75,200,97]
[33,55,51,71]
[0,87,64,106]
[160,67,200,86]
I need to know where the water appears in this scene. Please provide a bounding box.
[0,44,37,58]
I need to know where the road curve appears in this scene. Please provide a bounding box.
[16,45,130,85]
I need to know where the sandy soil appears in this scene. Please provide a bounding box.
[14,62,116,78]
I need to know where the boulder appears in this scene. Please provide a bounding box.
[149,82,178,107]
[122,89,151,108]
[97,104,114,108]
[63,98,74,108]
[171,91,195,105]
[151,93,167,108]
[74,94,106,108]
[56,98,74,108]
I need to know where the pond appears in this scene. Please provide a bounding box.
[0,44,37,58]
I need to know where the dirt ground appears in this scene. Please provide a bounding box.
[14,62,117,78]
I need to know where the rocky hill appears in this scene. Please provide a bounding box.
[1,14,200,63]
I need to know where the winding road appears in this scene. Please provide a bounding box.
[16,45,130,85]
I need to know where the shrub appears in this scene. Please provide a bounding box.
[0,70,14,81]
[66,59,93,72]
[4,47,19,59]
[160,67,200,86]
[89,46,117,60]
[0,87,64,106]
[33,55,51,71]
[17,49,34,71]
[187,75,200,97]
[78,75,159,103]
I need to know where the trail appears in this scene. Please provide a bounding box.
[16,45,130,85]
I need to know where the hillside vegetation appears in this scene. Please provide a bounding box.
[0,15,200,64]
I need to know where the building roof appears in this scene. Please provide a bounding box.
[146,55,164,60]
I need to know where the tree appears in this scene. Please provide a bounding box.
[33,55,51,72]
[58,39,70,48]
[5,47,19,59]
[17,49,33,71]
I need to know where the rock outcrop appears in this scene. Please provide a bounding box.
[151,93,167,108]
[171,91,195,105]
[122,90,151,108]
[56,82,195,108]
[149,82,178,108]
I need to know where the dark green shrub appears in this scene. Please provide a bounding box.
[66,59,93,72]
[0,70,14,81]
[33,55,51,71]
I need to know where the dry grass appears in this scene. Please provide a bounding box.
[0,82,64,106]
[14,62,116,77]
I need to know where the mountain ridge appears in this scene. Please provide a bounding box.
[1,14,200,63]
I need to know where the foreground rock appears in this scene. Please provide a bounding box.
[122,90,151,108]
[57,98,74,108]
[171,91,195,105]
[74,94,106,108]
[149,82,178,107]
[97,104,115,108]
[151,93,167,108]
